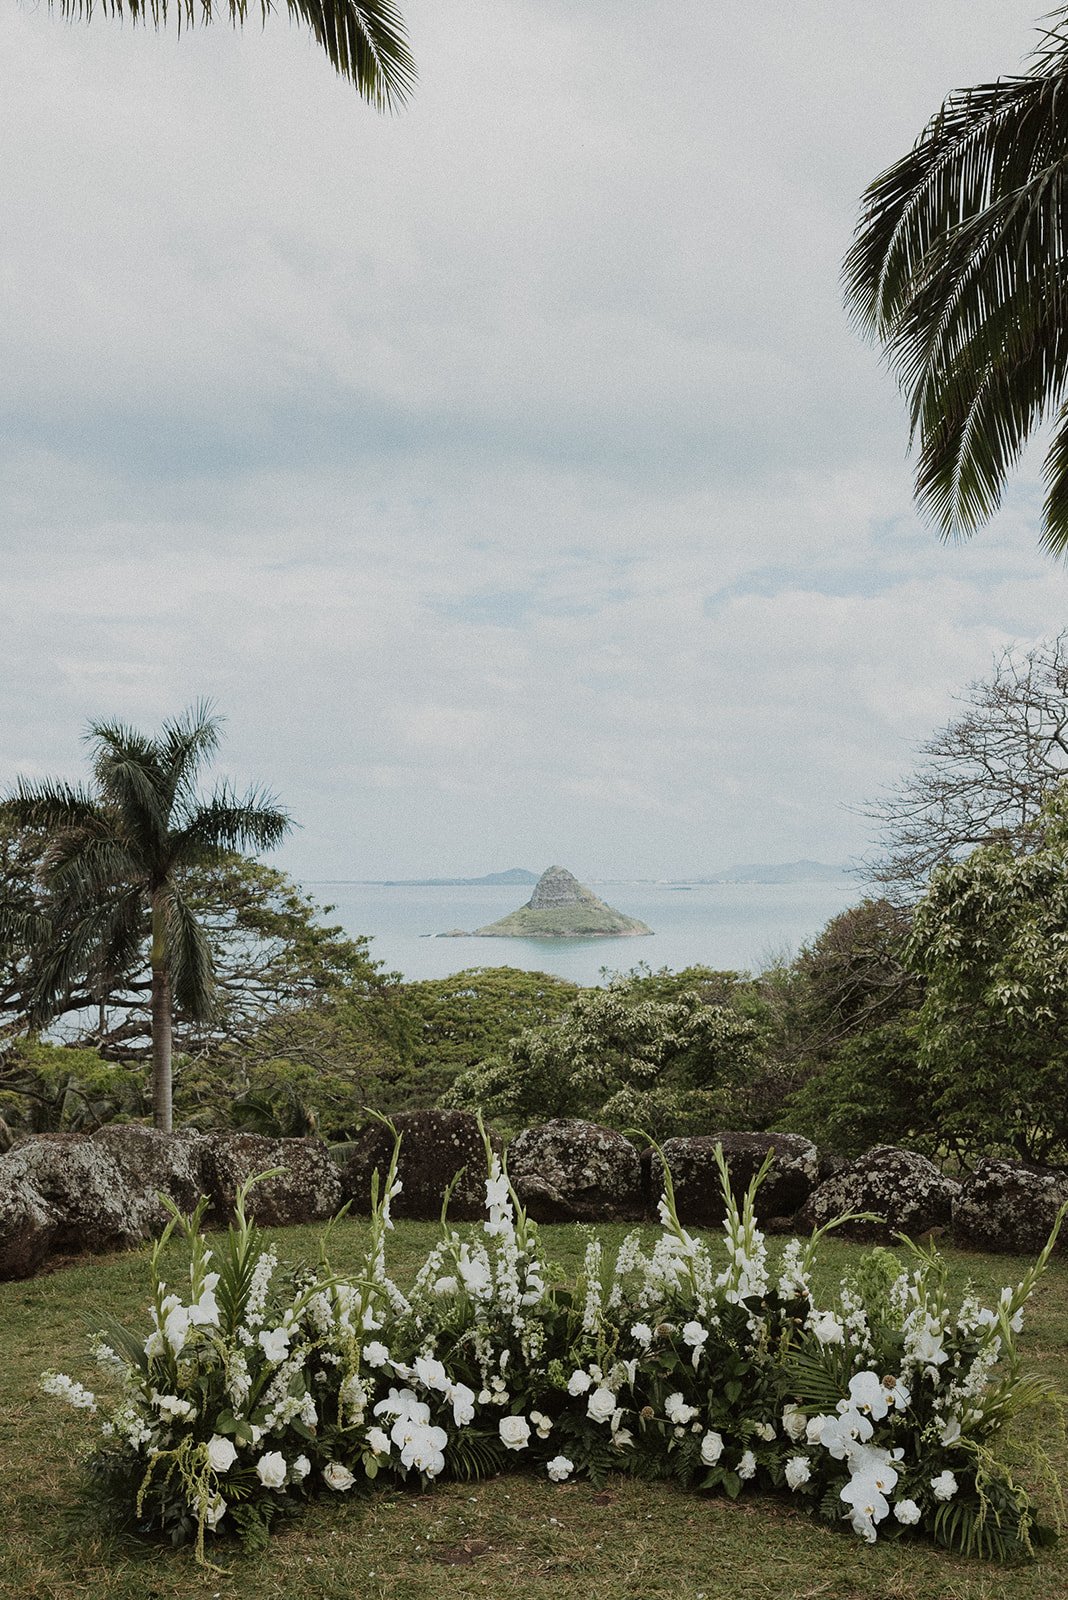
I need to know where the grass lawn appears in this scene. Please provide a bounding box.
[2,1221,1066,1600]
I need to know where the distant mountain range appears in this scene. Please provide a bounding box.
[338,861,850,888]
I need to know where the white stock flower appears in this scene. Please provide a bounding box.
[256,1451,288,1489]
[499,1415,531,1451]
[894,1498,921,1525]
[567,1370,592,1396]
[785,1455,811,1490]
[931,1470,958,1501]
[737,1450,757,1481]
[586,1387,616,1425]
[323,1462,356,1491]
[206,1435,238,1473]
[700,1430,724,1466]
[547,1455,574,1482]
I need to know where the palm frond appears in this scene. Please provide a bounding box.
[50,0,416,106]
[159,883,216,1020]
[160,701,222,815]
[172,785,292,862]
[0,780,105,835]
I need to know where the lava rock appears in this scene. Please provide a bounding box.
[799,1144,959,1242]
[647,1131,820,1227]
[92,1124,207,1224]
[0,1134,158,1258]
[0,1171,59,1280]
[508,1119,643,1222]
[198,1134,342,1227]
[338,1110,495,1221]
[953,1158,1068,1254]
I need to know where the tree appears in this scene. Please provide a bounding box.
[863,634,1068,899]
[905,788,1068,1164]
[443,976,759,1140]
[0,704,290,1131]
[54,0,416,106]
[844,8,1068,551]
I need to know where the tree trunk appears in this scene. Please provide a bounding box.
[151,895,173,1134]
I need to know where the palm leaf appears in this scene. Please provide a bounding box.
[50,0,416,105]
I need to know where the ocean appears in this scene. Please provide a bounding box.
[304,879,862,986]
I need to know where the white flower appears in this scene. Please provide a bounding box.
[931,1470,958,1501]
[202,1493,226,1530]
[256,1451,287,1489]
[700,1430,724,1466]
[630,1322,654,1349]
[567,1370,592,1396]
[162,1301,190,1355]
[529,1410,553,1439]
[291,1455,311,1481]
[681,1321,708,1347]
[804,1415,826,1445]
[189,1275,220,1328]
[258,1327,291,1365]
[206,1435,238,1473]
[664,1393,698,1426]
[939,1415,962,1446]
[397,1422,448,1476]
[499,1415,531,1451]
[363,1341,390,1368]
[894,1498,921,1525]
[433,1276,459,1297]
[817,1409,874,1459]
[809,1311,845,1346]
[41,1373,97,1412]
[448,1382,477,1427]
[737,1450,757,1481]
[782,1405,807,1443]
[846,1371,911,1420]
[547,1455,574,1482]
[754,1421,776,1441]
[367,1427,391,1456]
[785,1455,811,1490]
[612,1427,635,1450]
[413,1355,449,1391]
[323,1462,356,1491]
[374,1388,431,1426]
[586,1387,616,1425]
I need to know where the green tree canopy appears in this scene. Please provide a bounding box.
[0,704,290,1131]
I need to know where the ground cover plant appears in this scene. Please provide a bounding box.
[13,1131,1067,1600]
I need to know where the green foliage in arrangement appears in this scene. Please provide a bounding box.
[441,975,760,1138]
[907,791,1068,1165]
[38,1131,1067,1569]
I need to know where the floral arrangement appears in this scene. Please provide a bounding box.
[42,1127,1065,1565]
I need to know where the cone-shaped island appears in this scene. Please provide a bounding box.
[470,865,653,939]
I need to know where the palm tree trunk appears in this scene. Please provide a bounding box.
[150,894,173,1134]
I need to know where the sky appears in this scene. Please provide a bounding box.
[2,0,1067,882]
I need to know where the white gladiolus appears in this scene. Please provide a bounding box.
[258,1327,291,1365]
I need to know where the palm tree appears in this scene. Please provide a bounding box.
[0,704,291,1132]
[53,0,416,107]
[844,8,1068,553]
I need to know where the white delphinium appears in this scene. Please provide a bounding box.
[776,1238,811,1302]
[607,1230,645,1310]
[839,1285,874,1362]
[226,1350,251,1410]
[41,1373,97,1412]
[245,1250,278,1330]
[89,1339,126,1376]
[582,1238,604,1333]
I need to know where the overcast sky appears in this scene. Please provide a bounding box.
[2,0,1066,881]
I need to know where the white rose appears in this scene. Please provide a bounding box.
[586,1387,616,1425]
[784,1455,811,1490]
[894,1498,921,1525]
[754,1422,776,1441]
[323,1461,356,1491]
[291,1455,311,1481]
[700,1430,724,1466]
[206,1435,238,1473]
[499,1415,531,1451]
[782,1405,807,1442]
[547,1455,574,1481]
[256,1451,287,1489]
[367,1427,391,1455]
[567,1370,592,1396]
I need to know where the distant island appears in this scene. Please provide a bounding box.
[439,865,653,940]
[375,868,538,888]
[686,860,851,885]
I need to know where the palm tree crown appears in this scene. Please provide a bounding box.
[1,703,291,1130]
[52,0,416,107]
[844,8,1068,553]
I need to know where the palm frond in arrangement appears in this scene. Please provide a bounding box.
[844,9,1068,553]
[0,704,291,1131]
[50,0,416,106]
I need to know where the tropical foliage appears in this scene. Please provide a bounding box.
[845,7,1068,551]
[0,705,290,1132]
[42,1131,1065,1564]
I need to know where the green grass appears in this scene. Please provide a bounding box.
[3,1222,1067,1600]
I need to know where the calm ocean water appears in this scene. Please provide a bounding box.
[304,880,861,985]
